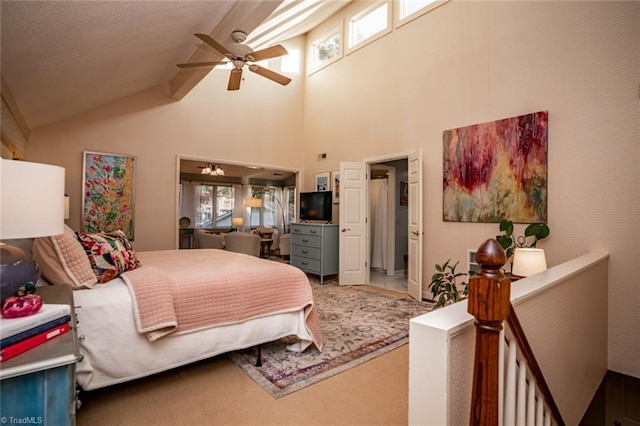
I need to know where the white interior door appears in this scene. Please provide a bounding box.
[339,162,367,285]
[407,150,423,300]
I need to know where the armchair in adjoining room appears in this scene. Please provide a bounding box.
[279,233,291,259]
[224,232,260,257]
[194,229,224,249]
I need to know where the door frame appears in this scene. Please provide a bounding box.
[175,155,302,249]
[363,150,422,298]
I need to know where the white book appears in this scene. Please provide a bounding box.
[0,304,71,340]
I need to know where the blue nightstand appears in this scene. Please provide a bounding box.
[0,285,81,425]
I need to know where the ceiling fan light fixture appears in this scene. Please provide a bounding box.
[184,32,291,91]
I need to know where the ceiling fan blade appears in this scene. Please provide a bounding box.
[176,61,224,68]
[194,33,232,57]
[228,68,243,91]
[248,64,291,86]
[249,44,288,62]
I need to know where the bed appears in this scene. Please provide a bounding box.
[31,226,323,391]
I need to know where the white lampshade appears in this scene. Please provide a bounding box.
[232,217,244,227]
[246,198,263,208]
[512,248,547,277]
[1,160,65,239]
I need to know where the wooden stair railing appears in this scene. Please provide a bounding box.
[467,239,565,426]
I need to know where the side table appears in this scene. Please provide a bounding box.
[0,285,81,426]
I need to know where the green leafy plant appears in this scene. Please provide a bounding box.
[429,259,469,308]
[496,219,550,260]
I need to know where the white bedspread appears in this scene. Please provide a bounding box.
[74,278,313,390]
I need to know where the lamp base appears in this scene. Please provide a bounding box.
[0,244,41,301]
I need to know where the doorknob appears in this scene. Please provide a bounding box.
[341,228,351,232]
[412,231,419,236]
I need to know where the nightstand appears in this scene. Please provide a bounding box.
[0,285,81,426]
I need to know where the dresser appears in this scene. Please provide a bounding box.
[0,285,81,426]
[290,223,338,284]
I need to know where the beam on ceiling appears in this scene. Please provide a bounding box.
[169,1,282,100]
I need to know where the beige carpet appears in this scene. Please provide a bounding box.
[77,344,411,426]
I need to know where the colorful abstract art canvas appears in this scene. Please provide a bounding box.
[443,111,548,223]
[82,151,136,239]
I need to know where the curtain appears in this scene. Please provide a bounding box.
[370,178,388,270]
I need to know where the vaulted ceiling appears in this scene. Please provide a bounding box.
[0,0,349,133]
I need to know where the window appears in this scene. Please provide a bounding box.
[180,183,234,229]
[398,0,447,24]
[248,186,295,232]
[310,27,341,73]
[348,2,390,50]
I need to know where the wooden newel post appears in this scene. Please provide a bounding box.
[467,239,511,426]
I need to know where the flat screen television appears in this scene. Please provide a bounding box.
[299,191,332,222]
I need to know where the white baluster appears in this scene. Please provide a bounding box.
[499,329,505,426]
[516,362,526,425]
[536,397,544,426]
[504,340,517,425]
[544,409,551,426]
[527,384,536,426]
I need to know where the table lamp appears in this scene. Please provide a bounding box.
[512,248,547,278]
[1,160,65,301]
[232,217,244,232]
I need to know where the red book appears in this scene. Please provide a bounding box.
[0,322,70,362]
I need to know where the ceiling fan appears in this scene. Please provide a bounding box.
[177,31,291,91]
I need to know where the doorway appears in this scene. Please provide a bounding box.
[368,158,409,293]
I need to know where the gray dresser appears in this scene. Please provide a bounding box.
[290,223,338,284]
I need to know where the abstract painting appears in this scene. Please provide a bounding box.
[83,151,136,239]
[443,111,548,223]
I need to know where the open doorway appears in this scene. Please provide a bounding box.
[368,158,409,293]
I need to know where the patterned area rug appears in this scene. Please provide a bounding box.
[228,283,434,398]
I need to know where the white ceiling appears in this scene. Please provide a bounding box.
[1,0,349,130]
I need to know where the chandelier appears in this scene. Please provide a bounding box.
[200,163,225,176]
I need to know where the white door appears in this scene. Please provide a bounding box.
[407,150,423,300]
[339,162,367,285]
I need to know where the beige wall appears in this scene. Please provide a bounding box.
[302,1,639,378]
[24,2,640,378]
[27,36,307,251]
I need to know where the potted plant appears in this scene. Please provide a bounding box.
[429,259,469,308]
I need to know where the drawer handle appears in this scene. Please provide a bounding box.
[293,228,300,232]
[301,261,309,265]
[302,238,309,243]
[301,250,309,254]
[310,230,318,234]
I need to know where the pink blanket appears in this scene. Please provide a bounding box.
[121,250,322,350]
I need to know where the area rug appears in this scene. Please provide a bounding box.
[228,283,434,398]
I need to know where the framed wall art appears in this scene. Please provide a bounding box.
[82,151,136,239]
[442,111,548,223]
[400,181,408,206]
[332,170,340,203]
[315,171,330,192]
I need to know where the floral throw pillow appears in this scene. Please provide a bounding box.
[75,230,141,284]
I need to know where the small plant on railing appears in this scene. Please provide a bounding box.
[429,259,469,308]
